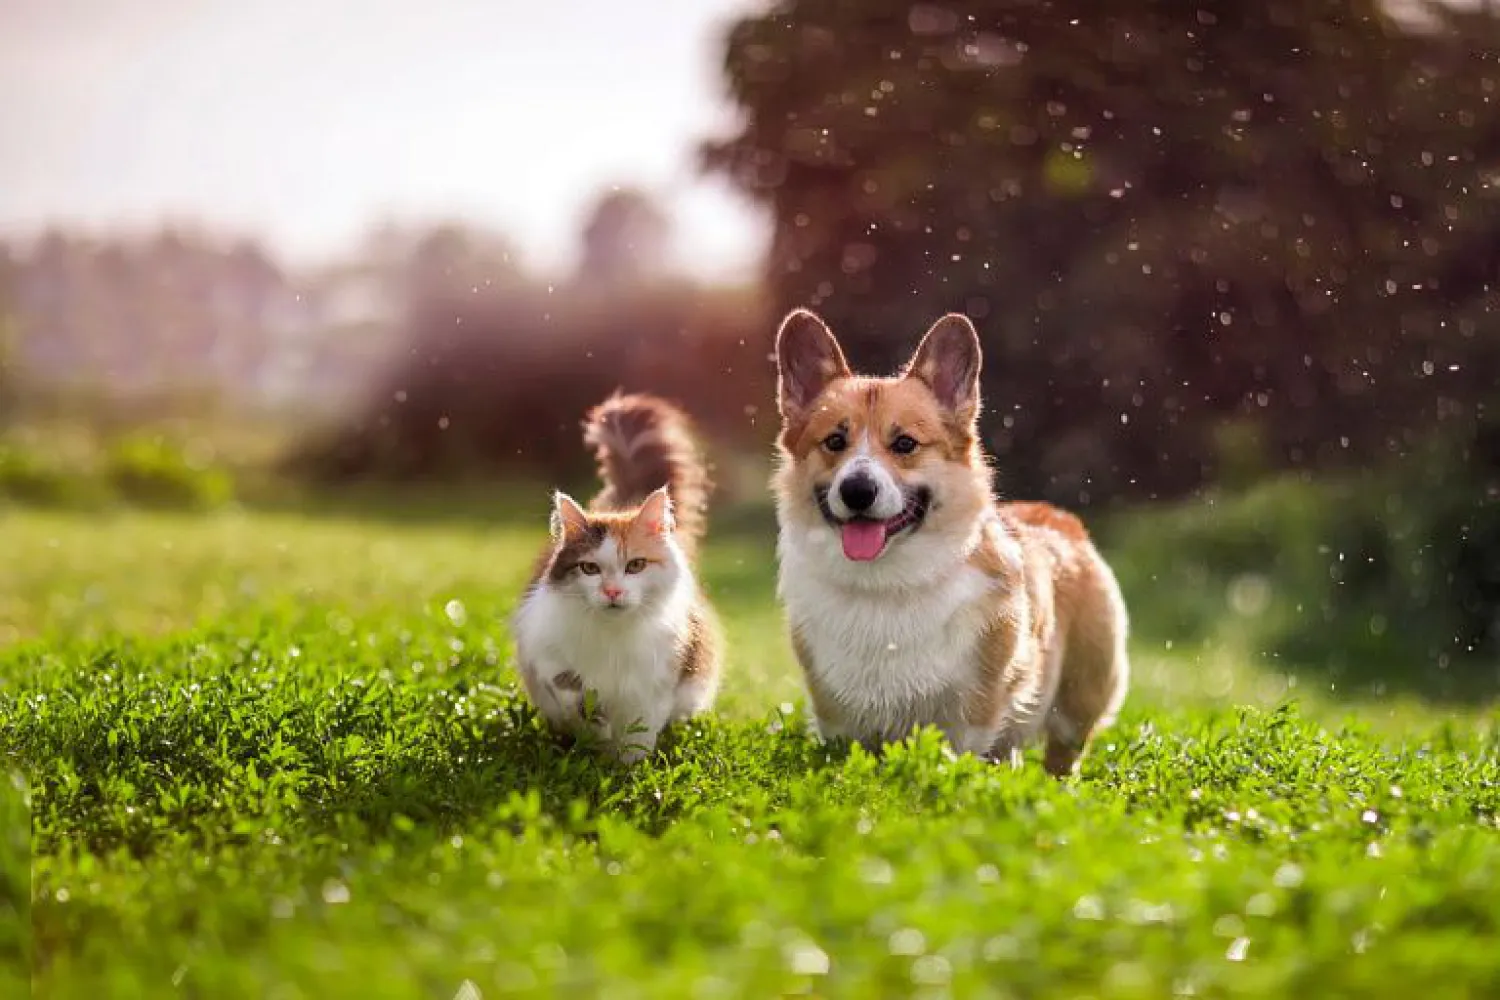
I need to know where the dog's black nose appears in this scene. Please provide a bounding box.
[838,473,879,513]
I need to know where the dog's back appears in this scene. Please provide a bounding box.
[992,501,1130,774]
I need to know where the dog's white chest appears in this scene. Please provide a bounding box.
[779,553,995,732]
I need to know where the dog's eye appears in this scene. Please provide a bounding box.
[822,431,848,453]
[890,434,919,455]
[578,561,601,576]
[624,558,647,574]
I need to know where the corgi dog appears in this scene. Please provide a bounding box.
[770,309,1129,776]
[512,392,722,764]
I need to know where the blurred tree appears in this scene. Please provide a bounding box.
[575,187,673,288]
[404,223,519,302]
[0,244,17,424]
[6,228,325,411]
[705,0,1500,504]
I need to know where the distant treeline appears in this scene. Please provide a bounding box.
[7,1,1500,514]
[0,194,780,493]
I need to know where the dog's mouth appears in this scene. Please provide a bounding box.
[815,486,932,562]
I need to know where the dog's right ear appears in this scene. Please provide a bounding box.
[775,309,850,417]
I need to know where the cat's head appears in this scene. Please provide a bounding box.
[545,487,685,612]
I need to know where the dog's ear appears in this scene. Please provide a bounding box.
[775,309,850,417]
[905,313,982,424]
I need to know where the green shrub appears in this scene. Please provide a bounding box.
[104,435,233,510]
[1105,438,1499,696]
[0,443,96,507]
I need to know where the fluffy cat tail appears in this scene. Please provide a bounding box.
[582,391,711,560]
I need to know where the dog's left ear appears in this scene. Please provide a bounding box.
[905,313,982,424]
[775,309,851,417]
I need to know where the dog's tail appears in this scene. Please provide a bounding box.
[582,391,711,560]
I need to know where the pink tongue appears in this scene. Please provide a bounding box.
[841,521,888,561]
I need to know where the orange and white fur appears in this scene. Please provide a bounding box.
[771,309,1129,776]
[512,393,722,763]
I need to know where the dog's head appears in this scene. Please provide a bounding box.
[771,309,992,571]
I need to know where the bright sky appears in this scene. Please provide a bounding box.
[0,0,769,278]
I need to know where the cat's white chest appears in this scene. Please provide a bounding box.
[514,589,679,726]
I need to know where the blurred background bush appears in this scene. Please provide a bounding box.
[0,0,1495,695]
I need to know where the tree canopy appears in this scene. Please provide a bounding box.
[706,0,1500,502]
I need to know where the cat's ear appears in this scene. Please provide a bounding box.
[550,491,589,540]
[633,487,674,536]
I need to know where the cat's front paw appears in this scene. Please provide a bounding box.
[610,728,661,766]
[614,743,650,766]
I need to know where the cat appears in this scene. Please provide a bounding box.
[511,391,722,763]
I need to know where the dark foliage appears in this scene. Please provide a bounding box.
[288,283,773,486]
[704,0,1500,506]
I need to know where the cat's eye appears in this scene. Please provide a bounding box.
[625,558,648,574]
[890,434,919,455]
[822,431,848,453]
[577,561,601,576]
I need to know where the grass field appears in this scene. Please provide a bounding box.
[2,501,1499,999]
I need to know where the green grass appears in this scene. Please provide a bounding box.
[2,505,1499,998]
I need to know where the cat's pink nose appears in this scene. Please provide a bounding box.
[601,585,623,602]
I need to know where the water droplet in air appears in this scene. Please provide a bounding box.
[1073,895,1105,920]
[888,927,926,955]
[784,940,831,976]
